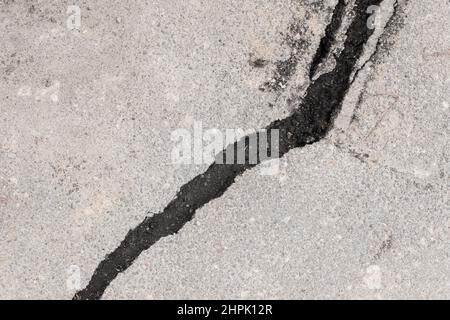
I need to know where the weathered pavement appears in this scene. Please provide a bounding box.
[0,0,449,299]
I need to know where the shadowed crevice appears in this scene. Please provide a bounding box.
[74,0,386,300]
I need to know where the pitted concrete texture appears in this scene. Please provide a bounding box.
[0,0,449,299]
[104,0,450,299]
[104,141,448,299]
[0,0,334,299]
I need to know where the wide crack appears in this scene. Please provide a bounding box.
[74,0,391,300]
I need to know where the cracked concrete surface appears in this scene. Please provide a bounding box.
[0,0,449,299]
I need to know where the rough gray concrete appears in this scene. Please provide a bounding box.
[0,0,449,299]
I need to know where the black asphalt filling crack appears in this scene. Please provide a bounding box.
[261,23,310,92]
[74,0,387,300]
[309,0,347,80]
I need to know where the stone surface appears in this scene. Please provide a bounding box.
[0,0,448,299]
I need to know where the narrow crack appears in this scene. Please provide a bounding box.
[74,0,387,300]
[349,0,401,125]
[350,0,400,87]
[309,0,347,80]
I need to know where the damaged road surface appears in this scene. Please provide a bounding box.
[74,0,391,300]
[1,0,449,300]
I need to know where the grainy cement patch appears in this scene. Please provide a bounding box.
[0,0,448,299]
[104,0,450,299]
[0,0,334,299]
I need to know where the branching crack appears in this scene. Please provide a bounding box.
[74,0,392,300]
